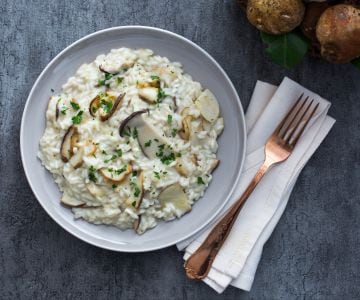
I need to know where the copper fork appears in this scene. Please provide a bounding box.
[184,95,319,280]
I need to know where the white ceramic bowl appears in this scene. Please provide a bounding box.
[20,26,246,252]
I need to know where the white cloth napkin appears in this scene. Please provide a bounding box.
[177,77,335,293]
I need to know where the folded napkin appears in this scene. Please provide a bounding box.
[177,77,335,293]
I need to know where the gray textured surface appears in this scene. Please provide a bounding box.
[1,0,359,299]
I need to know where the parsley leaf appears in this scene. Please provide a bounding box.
[197,177,205,185]
[154,171,160,179]
[61,106,68,115]
[132,127,138,139]
[167,114,173,125]
[117,77,124,84]
[116,149,122,157]
[100,99,113,113]
[134,186,141,197]
[88,166,97,182]
[157,88,167,102]
[151,75,160,80]
[131,200,137,207]
[144,140,152,148]
[72,110,83,124]
[171,128,177,137]
[70,101,80,110]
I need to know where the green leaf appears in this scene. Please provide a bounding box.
[261,31,309,69]
[351,58,360,70]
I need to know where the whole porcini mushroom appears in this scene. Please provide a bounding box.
[247,0,305,35]
[316,4,360,63]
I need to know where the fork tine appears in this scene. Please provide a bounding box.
[280,96,309,139]
[274,94,303,135]
[290,102,319,147]
[284,99,314,145]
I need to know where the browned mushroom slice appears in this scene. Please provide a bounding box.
[84,140,97,156]
[86,182,105,197]
[138,87,159,104]
[60,126,77,162]
[158,183,191,216]
[99,164,132,183]
[137,79,160,89]
[133,171,144,209]
[89,95,100,117]
[133,216,141,233]
[100,93,125,121]
[178,116,192,141]
[175,159,189,177]
[69,147,84,169]
[119,110,168,159]
[61,193,85,207]
[195,89,220,123]
[119,109,148,137]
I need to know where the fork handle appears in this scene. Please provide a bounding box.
[184,161,272,280]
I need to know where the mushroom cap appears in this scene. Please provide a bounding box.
[316,4,360,63]
[247,0,305,35]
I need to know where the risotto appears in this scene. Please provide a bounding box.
[38,48,224,234]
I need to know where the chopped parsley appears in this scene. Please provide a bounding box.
[151,75,160,80]
[132,171,137,177]
[161,153,176,165]
[115,165,127,175]
[71,110,83,124]
[123,126,131,137]
[88,166,97,182]
[171,128,177,137]
[60,106,68,115]
[104,154,117,163]
[157,88,167,102]
[154,138,159,142]
[144,140,152,148]
[176,152,182,157]
[167,114,173,125]
[101,150,107,155]
[154,171,160,179]
[197,177,205,185]
[97,79,106,86]
[115,149,122,157]
[70,101,80,110]
[132,127,138,139]
[112,184,117,189]
[131,200,137,207]
[100,99,113,113]
[117,77,124,84]
[134,186,141,197]
[110,131,114,136]
[105,73,112,81]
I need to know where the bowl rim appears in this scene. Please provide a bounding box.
[20,25,247,252]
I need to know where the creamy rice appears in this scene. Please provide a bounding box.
[39,48,224,234]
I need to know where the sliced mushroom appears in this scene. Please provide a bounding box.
[61,193,85,207]
[175,159,189,177]
[195,89,220,123]
[133,171,144,209]
[83,140,97,156]
[89,95,100,117]
[120,110,168,159]
[99,164,132,183]
[60,126,77,162]
[100,93,125,121]
[209,159,220,173]
[133,216,141,233]
[119,109,148,137]
[158,183,191,216]
[89,93,125,121]
[137,79,160,89]
[86,182,105,197]
[69,147,84,169]
[138,87,159,104]
[178,116,192,141]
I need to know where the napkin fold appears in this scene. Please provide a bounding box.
[177,77,335,293]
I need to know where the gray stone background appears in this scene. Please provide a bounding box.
[1,0,359,299]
